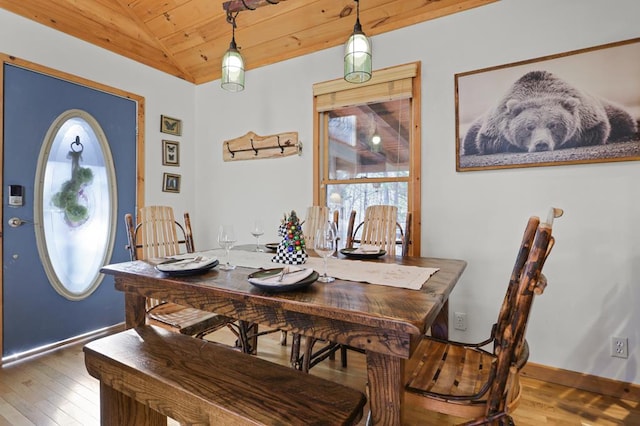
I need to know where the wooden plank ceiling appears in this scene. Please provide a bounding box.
[0,0,497,85]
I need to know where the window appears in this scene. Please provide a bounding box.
[34,110,117,300]
[313,62,421,254]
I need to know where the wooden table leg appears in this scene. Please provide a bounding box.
[100,383,165,426]
[366,351,403,425]
[430,299,449,339]
[124,293,146,328]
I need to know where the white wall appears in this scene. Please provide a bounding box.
[0,9,197,215]
[195,0,640,384]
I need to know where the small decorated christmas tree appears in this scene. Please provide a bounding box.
[272,210,308,265]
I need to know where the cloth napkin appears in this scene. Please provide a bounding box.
[353,244,382,254]
[154,255,218,272]
[248,266,314,286]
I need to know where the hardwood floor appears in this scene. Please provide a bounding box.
[1,327,638,425]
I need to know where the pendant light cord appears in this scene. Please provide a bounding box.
[353,0,362,32]
[226,9,240,42]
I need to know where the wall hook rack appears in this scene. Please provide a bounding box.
[223,131,301,161]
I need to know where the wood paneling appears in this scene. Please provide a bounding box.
[0,0,498,84]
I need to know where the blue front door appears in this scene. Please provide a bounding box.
[2,63,137,357]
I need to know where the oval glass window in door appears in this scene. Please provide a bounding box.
[34,110,117,300]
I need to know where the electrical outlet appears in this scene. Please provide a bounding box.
[611,336,628,359]
[454,312,467,331]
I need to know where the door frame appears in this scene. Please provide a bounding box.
[0,54,145,359]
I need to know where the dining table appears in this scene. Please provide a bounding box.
[100,248,466,425]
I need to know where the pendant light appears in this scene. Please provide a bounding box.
[369,113,381,152]
[344,0,372,83]
[221,10,245,92]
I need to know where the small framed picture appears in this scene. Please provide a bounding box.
[160,115,182,136]
[162,173,181,193]
[162,140,180,166]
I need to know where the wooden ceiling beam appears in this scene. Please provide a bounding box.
[222,0,288,13]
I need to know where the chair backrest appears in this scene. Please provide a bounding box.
[125,205,194,261]
[346,205,411,256]
[303,206,339,249]
[487,207,562,416]
[492,215,540,351]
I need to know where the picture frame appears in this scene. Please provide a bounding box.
[160,115,182,136]
[162,140,180,166]
[456,37,640,171]
[162,173,181,193]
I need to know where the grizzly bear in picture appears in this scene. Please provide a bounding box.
[462,70,638,155]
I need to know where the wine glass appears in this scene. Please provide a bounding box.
[328,220,338,257]
[314,221,336,283]
[250,220,265,252]
[217,225,237,270]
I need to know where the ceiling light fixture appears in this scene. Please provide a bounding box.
[344,0,372,84]
[369,113,381,147]
[221,8,245,92]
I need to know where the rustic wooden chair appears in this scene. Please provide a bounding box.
[288,206,342,369]
[293,205,412,372]
[403,207,563,425]
[302,205,339,249]
[124,206,237,340]
[346,204,412,256]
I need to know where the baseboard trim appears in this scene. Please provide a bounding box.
[1,322,125,366]
[521,362,640,403]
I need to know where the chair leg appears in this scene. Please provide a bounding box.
[280,330,288,346]
[238,321,258,355]
[340,345,348,368]
[291,335,351,373]
[290,333,302,369]
[248,323,259,354]
[302,336,315,373]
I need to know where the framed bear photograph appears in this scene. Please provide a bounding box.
[456,37,640,171]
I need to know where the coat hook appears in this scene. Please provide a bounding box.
[277,136,285,154]
[226,141,235,158]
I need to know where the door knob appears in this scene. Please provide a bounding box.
[8,217,29,227]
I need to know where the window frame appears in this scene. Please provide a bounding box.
[313,62,421,255]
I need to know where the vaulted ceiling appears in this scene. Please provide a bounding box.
[0,0,497,85]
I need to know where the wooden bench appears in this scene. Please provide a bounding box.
[84,325,366,425]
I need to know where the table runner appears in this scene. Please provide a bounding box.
[199,249,439,291]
